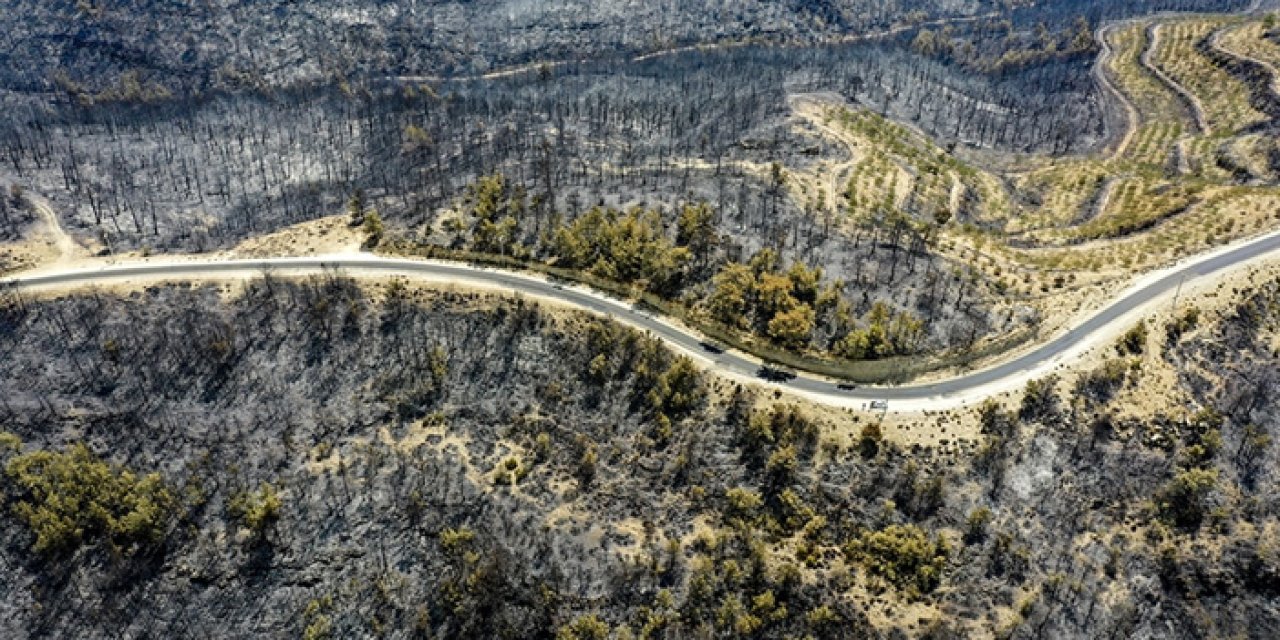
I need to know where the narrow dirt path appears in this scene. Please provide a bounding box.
[394,12,1005,84]
[632,12,1002,63]
[1094,22,1143,158]
[1075,177,1118,225]
[26,194,81,261]
[1175,138,1194,174]
[788,94,866,210]
[1210,23,1280,121]
[1143,23,1210,134]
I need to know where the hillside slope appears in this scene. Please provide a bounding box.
[1,276,1278,638]
[0,0,1249,94]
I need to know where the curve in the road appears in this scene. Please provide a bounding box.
[6,227,1280,410]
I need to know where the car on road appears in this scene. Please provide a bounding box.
[758,364,797,382]
[836,382,859,391]
[699,341,725,354]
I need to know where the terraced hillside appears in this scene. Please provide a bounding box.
[725,11,1280,315]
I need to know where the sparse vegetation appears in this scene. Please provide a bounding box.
[0,264,1278,638]
[4,2,1280,638]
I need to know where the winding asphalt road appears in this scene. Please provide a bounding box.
[5,227,1280,410]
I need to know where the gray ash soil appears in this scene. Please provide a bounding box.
[0,278,1278,637]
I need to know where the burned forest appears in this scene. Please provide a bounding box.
[3,0,1280,638]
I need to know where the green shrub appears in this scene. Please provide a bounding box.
[0,431,21,455]
[806,604,841,627]
[765,445,798,488]
[440,527,476,557]
[534,433,552,462]
[725,487,764,520]
[1157,468,1218,529]
[742,404,820,464]
[228,482,282,534]
[362,210,384,247]
[5,443,174,554]
[556,614,610,640]
[977,400,1016,438]
[716,595,762,635]
[846,524,950,597]
[577,445,598,487]
[492,455,529,486]
[1018,376,1059,423]
[1117,321,1148,356]
[965,507,993,544]
[302,596,334,640]
[858,422,883,459]
[1164,306,1200,343]
[1074,359,1129,405]
[650,356,705,418]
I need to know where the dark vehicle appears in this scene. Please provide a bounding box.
[699,341,725,354]
[758,365,797,382]
[836,382,859,391]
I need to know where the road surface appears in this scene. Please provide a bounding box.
[6,226,1280,411]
